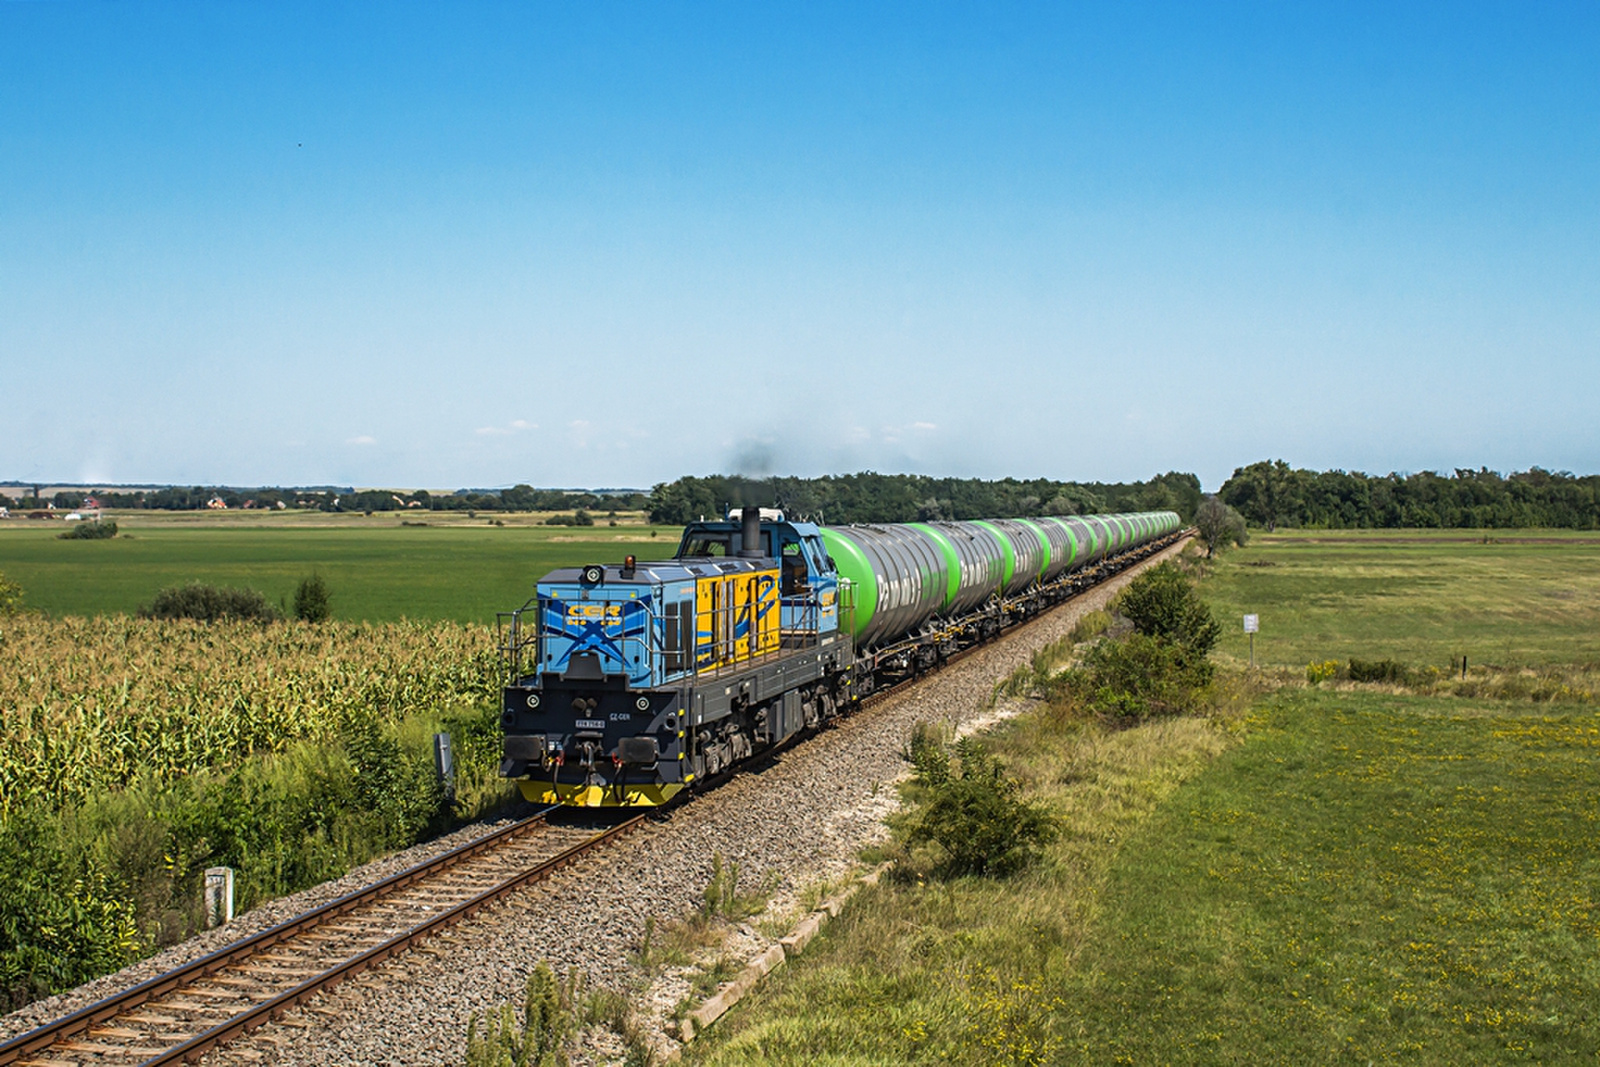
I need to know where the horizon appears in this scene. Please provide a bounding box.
[4,459,1598,503]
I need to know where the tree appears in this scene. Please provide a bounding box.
[293,575,331,622]
[1220,459,1304,531]
[1192,495,1248,556]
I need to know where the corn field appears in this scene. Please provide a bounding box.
[0,614,501,814]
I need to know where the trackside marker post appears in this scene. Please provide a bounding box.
[1243,613,1259,669]
[204,867,234,928]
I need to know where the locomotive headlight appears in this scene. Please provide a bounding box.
[527,693,541,709]
[635,696,650,711]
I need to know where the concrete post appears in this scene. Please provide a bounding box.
[204,867,234,928]
[434,732,456,802]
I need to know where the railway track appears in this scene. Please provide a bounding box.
[0,813,645,1067]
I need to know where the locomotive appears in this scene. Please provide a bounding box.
[497,507,1182,806]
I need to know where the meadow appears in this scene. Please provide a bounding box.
[685,532,1600,1064]
[1202,528,1600,669]
[0,511,680,622]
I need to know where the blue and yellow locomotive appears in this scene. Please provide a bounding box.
[498,506,1182,807]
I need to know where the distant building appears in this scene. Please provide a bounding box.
[206,496,228,510]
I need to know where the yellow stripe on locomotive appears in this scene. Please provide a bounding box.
[695,566,779,672]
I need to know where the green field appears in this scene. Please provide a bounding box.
[0,513,681,622]
[1204,529,1600,669]
[685,532,1600,1065]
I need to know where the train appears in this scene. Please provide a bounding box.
[496,508,1183,806]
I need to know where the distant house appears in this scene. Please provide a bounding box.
[0,507,9,519]
[206,496,228,510]
[82,496,103,509]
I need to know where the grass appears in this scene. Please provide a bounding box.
[1050,689,1600,1063]
[684,711,1236,1065]
[0,512,680,622]
[682,531,1600,1064]
[1201,528,1600,669]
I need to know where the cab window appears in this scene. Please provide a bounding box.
[683,536,729,557]
[780,538,809,594]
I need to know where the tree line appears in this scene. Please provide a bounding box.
[0,485,649,514]
[1220,461,1600,529]
[645,471,1203,525]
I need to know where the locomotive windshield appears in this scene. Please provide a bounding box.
[680,534,730,557]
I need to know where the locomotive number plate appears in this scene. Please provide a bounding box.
[574,719,606,730]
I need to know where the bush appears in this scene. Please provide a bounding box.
[0,572,21,616]
[907,740,1058,878]
[293,574,330,623]
[1349,657,1412,685]
[139,583,283,622]
[0,808,143,1012]
[904,722,950,786]
[1057,632,1214,723]
[57,520,117,540]
[1306,659,1340,684]
[1114,562,1220,657]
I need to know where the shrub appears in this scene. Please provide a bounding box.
[0,808,143,1012]
[139,583,283,622]
[1057,632,1213,723]
[904,721,950,786]
[293,574,331,622]
[1349,657,1411,685]
[0,572,21,615]
[1306,659,1340,684]
[57,520,117,540]
[1114,562,1220,657]
[907,740,1058,878]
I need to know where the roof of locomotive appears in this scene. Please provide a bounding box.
[537,556,777,589]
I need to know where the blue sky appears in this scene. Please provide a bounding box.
[3,2,1596,491]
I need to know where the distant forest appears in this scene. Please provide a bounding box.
[12,463,1599,530]
[645,471,1203,525]
[1219,461,1600,529]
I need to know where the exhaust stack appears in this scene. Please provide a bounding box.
[739,505,763,558]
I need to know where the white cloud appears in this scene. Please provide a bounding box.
[346,435,377,446]
[475,420,538,436]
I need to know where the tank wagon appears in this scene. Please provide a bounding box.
[498,507,1182,806]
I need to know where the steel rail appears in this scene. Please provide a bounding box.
[143,815,646,1066]
[0,810,645,1067]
